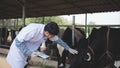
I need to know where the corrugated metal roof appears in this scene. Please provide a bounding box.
[0,0,120,19]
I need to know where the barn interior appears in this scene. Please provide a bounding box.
[0,0,120,46]
[0,0,120,67]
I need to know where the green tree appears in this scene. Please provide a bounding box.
[25,16,70,25]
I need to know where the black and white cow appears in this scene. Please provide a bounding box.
[0,27,9,45]
[41,26,87,68]
[69,29,93,68]
[70,26,120,68]
[88,26,120,68]
[59,26,86,68]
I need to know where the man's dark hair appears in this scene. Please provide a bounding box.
[44,22,59,35]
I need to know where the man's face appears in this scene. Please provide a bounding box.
[44,31,55,39]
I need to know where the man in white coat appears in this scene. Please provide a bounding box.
[6,22,78,68]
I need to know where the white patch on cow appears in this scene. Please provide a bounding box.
[85,52,91,61]
[40,42,46,51]
[57,44,64,57]
[59,63,64,67]
[114,60,120,68]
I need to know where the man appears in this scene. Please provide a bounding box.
[6,22,78,68]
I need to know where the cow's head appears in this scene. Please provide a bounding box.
[84,26,120,68]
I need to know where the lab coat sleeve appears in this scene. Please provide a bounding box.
[15,38,32,56]
[50,36,70,50]
[16,27,36,42]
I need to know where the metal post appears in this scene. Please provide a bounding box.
[16,0,26,27]
[22,0,26,27]
[16,18,18,30]
[72,16,75,46]
[85,13,87,37]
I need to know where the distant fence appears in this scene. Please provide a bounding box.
[59,25,120,37]
[0,24,120,48]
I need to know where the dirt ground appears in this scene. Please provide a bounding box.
[0,54,68,68]
[0,52,56,68]
[0,48,70,68]
[0,55,11,68]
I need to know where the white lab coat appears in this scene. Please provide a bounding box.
[6,23,53,68]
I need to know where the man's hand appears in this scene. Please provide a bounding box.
[68,48,78,55]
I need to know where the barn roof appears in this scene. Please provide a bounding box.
[0,0,120,19]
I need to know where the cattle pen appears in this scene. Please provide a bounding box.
[1,24,120,68]
[0,0,120,68]
[1,16,120,68]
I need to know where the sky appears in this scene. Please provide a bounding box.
[60,11,120,25]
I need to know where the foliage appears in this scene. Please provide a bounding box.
[25,16,70,25]
[0,16,70,30]
[0,16,70,26]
